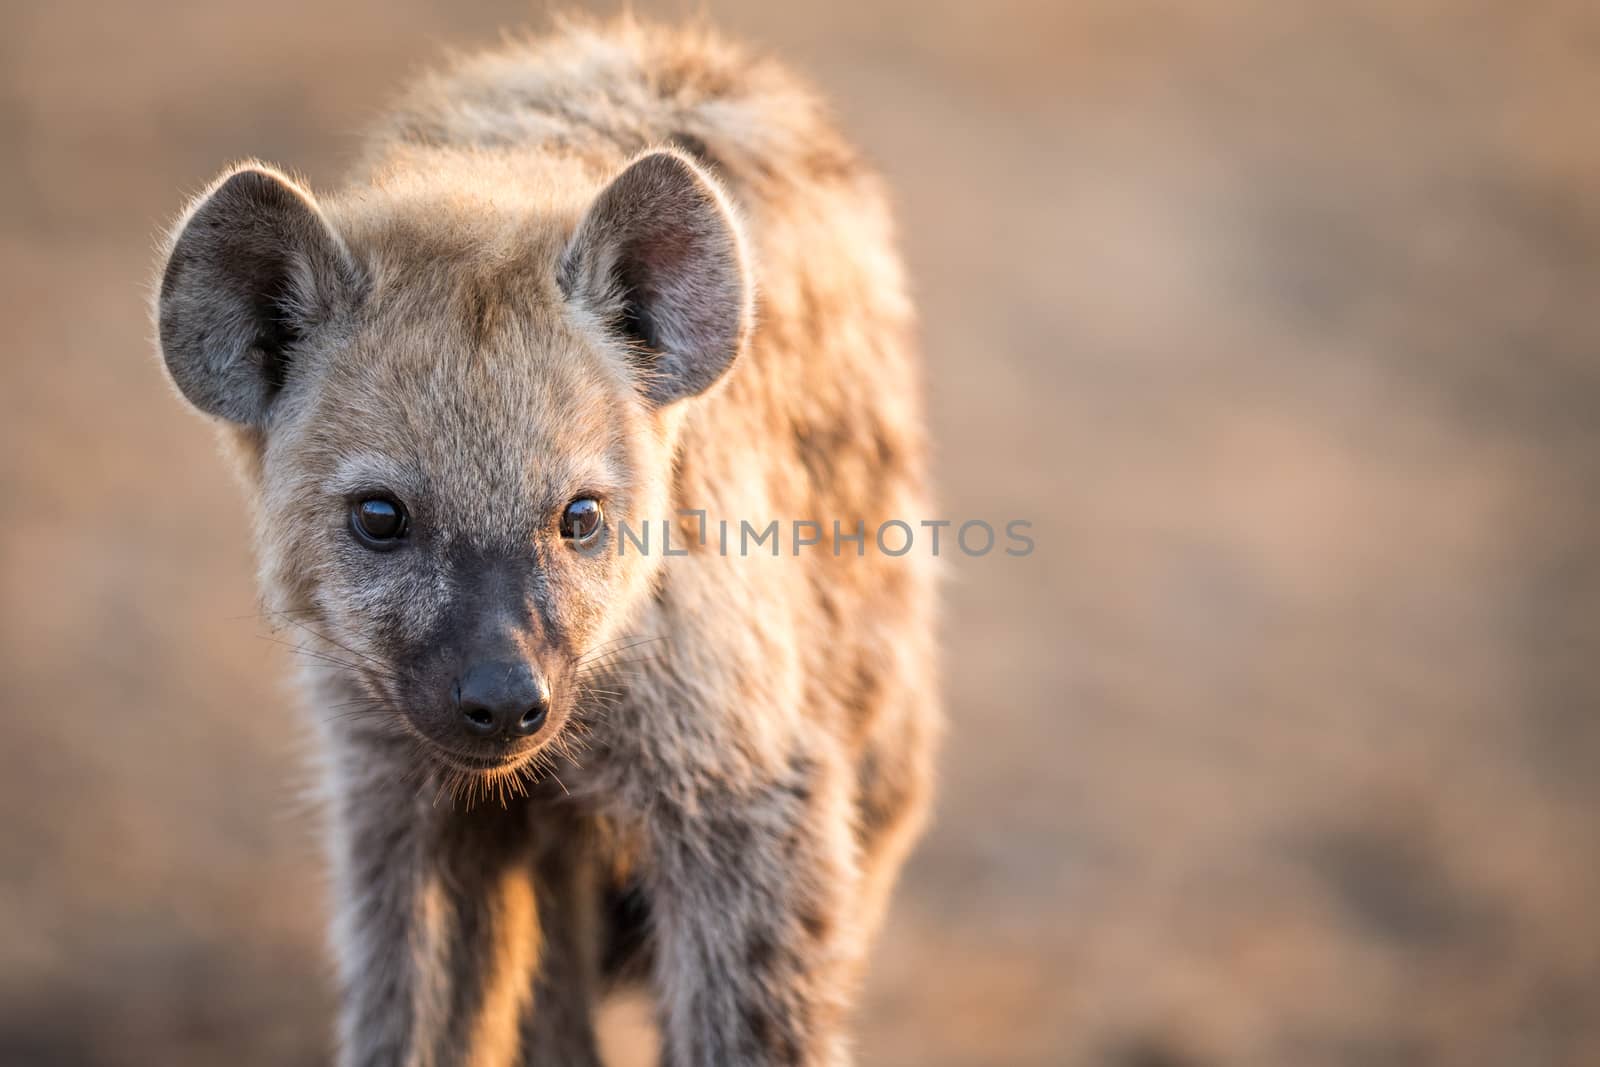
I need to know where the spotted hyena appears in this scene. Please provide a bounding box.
[154,17,938,1067]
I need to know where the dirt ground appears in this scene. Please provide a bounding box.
[3,2,1599,1064]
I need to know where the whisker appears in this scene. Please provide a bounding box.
[255,634,383,677]
[572,634,668,667]
[269,614,396,674]
[223,608,319,622]
[576,651,668,673]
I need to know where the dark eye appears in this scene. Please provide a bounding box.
[350,496,407,549]
[560,498,603,546]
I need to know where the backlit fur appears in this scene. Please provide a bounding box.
[154,17,938,1067]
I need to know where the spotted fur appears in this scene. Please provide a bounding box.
[153,16,938,1067]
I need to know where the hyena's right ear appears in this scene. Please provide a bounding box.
[559,149,753,407]
[156,165,364,426]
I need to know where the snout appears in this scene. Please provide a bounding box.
[451,660,551,740]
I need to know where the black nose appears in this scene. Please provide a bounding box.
[453,661,550,739]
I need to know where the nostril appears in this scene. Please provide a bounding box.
[516,702,548,736]
[462,705,499,735]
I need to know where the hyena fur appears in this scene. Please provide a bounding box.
[153,17,939,1067]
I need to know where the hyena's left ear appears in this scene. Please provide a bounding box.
[559,149,753,406]
[156,164,364,426]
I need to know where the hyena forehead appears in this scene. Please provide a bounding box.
[300,296,649,549]
[280,165,720,526]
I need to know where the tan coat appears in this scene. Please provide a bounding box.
[154,17,938,1066]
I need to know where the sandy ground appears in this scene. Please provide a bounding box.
[3,2,1599,1064]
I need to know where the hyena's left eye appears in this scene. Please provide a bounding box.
[560,498,603,546]
[350,496,408,550]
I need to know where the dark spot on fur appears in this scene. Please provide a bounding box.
[746,930,778,970]
[870,424,904,477]
[653,55,742,101]
[802,144,862,184]
[855,746,907,850]
[847,657,885,720]
[667,130,716,170]
[796,905,832,944]
[813,581,842,627]
[793,417,850,490]
[740,1000,803,1066]
[781,755,815,807]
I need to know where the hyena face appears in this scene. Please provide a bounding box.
[156,151,751,772]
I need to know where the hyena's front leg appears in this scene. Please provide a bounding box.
[326,730,545,1067]
[517,815,606,1066]
[646,755,862,1067]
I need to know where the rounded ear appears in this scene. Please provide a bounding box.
[558,149,753,407]
[156,164,364,426]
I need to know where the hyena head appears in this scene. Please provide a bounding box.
[154,149,751,774]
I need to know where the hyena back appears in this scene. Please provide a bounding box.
[154,18,938,1067]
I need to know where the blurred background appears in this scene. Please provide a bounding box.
[3,1,1599,1064]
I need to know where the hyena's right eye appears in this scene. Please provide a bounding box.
[350,496,408,550]
[560,498,604,546]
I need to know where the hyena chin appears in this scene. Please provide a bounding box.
[154,17,939,1067]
